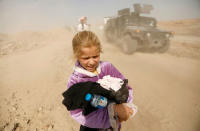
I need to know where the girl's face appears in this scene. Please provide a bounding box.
[78,46,100,72]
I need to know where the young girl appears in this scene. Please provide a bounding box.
[67,31,135,131]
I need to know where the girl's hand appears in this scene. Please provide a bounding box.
[114,103,133,122]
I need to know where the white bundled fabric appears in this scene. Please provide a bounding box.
[97,75,124,91]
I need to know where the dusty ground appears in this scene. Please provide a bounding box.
[0,19,200,131]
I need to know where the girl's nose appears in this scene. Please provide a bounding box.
[88,59,95,65]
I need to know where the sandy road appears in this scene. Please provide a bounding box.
[0,29,200,131]
[102,39,200,131]
[0,31,77,131]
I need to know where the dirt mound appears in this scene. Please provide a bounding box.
[157,18,200,60]
[158,18,200,36]
[0,28,73,57]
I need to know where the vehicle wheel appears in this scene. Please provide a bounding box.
[121,35,137,54]
[158,40,170,53]
[104,28,115,42]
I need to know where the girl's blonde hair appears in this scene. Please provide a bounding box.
[72,31,102,58]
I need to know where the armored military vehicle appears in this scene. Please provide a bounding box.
[104,4,173,54]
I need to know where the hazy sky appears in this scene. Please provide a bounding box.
[0,0,200,33]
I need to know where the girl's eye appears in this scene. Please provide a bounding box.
[83,57,89,60]
[93,55,99,58]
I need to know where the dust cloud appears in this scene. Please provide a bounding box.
[0,18,200,131]
[0,1,200,131]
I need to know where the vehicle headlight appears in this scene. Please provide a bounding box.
[165,34,170,38]
[171,31,175,35]
[146,33,151,37]
[136,29,140,33]
[150,21,154,26]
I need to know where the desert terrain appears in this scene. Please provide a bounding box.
[0,18,200,131]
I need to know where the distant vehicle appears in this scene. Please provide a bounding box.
[104,3,174,54]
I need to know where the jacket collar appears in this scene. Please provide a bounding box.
[73,61,101,77]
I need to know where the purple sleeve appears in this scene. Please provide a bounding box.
[106,63,133,103]
[66,75,111,128]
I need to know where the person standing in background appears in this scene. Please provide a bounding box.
[77,16,90,32]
